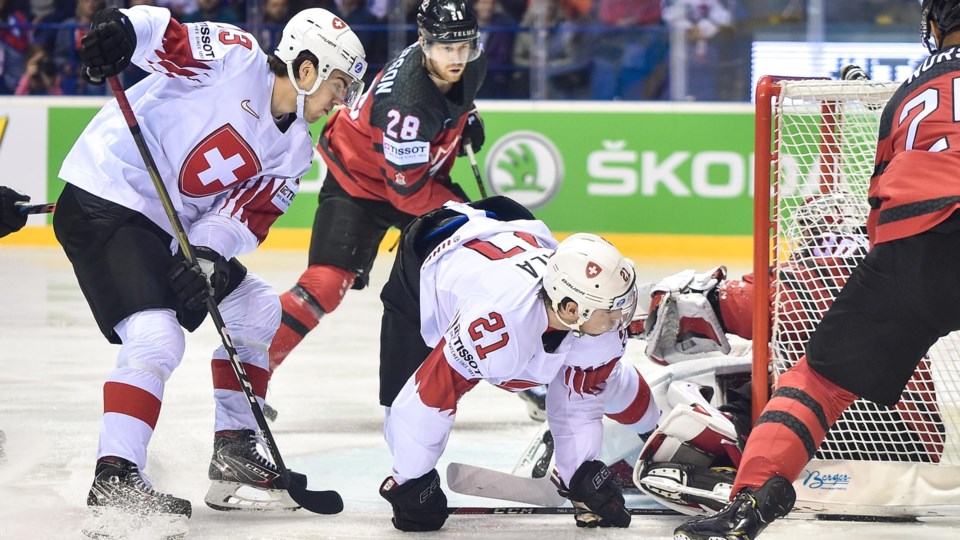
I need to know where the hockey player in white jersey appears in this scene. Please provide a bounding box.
[52,4,366,534]
[376,196,659,530]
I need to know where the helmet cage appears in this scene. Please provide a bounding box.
[793,192,863,239]
[921,0,960,53]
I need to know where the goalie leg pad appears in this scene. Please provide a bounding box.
[640,382,742,467]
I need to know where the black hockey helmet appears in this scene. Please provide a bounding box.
[417,0,479,43]
[921,0,960,52]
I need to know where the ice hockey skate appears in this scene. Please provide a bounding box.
[673,476,795,540]
[518,386,547,422]
[205,429,304,511]
[82,456,191,539]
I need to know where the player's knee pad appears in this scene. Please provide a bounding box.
[218,274,279,367]
[113,309,185,382]
[295,264,356,314]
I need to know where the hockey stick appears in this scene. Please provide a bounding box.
[15,201,56,214]
[463,139,487,198]
[107,77,343,515]
[449,506,682,516]
[446,462,567,506]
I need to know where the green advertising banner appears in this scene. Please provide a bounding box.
[46,102,757,235]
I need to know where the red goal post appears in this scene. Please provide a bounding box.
[752,75,960,517]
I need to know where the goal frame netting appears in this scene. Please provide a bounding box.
[753,75,960,517]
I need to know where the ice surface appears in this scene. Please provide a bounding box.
[1,247,957,539]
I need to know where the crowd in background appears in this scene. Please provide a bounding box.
[0,0,921,100]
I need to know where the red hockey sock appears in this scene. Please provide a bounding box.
[268,265,355,374]
[732,356,858,494]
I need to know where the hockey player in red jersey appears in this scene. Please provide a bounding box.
[377,197,658,531]
[675,2,960,538]
[54,5,365,533]
[267,0,487,386]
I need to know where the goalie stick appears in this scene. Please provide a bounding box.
[107,77,343,515]
[447,507,920,522]
[449,506,681,516]
[446,462,567,506]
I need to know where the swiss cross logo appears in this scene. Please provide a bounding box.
[179,124,261,197]
[586,262,602,279]
[332,17,346,29]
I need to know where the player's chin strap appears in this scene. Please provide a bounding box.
[286,63,325,120]
[550,301,588,338]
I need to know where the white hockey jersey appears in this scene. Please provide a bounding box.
[59,6,309,259]
[385,204,659,485]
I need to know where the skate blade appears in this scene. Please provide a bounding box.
[82,506,189,539]
[205,480,301,511]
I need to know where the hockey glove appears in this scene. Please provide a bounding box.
[0,186,29,239]
[566,460,630,528]
[379,469,449,532]
[80,8,137,85]
[168,246,230,311]
[458,109,485,156]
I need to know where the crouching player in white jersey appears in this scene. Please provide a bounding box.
[376,196,660,530]
[52,4,366,533]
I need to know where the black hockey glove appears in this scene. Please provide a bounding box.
[566,460,631,528]
[0,186,29,239]
[458,109,485,156]
[80,7,137,85]
[379,469,449,532]
[168,246,230,311]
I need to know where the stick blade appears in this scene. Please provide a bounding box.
[288,485,344,515]
[445,462,567,506]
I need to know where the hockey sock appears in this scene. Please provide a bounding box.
[268,264,355,374]
[732,356,858,494]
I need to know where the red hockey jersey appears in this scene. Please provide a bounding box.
[318,43,487,216]
[869,46,960,244]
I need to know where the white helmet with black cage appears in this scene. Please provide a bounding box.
[921,0,960,53]
[274,8,367,118]
[543,233,639,337]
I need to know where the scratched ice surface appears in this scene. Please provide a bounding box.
[1,247,956,539]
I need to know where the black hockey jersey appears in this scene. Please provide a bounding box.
[318,43,487,216]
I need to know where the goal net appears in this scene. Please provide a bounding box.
[754,76,960,517]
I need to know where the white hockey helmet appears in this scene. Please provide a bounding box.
[543,233,638,337]
[274,8,368,115]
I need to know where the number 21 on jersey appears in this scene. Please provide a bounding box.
[468,312,509,360]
